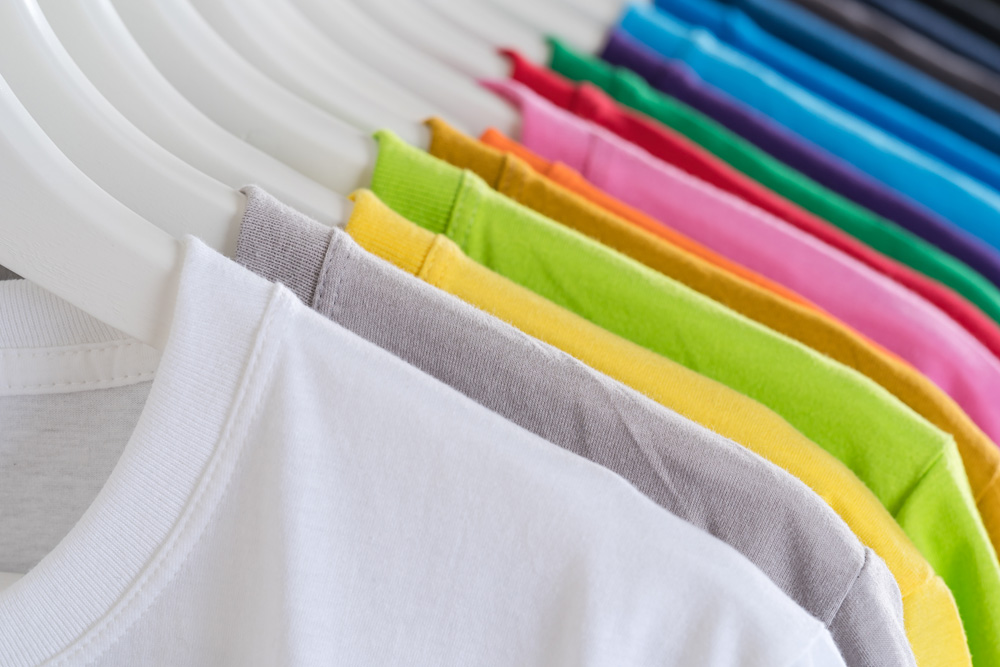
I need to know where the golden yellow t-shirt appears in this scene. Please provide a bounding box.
[424,118,1000,564]
[346,190,969,667]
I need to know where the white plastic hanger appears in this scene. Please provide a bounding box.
[474,0,608,52]
[291,0,521,136]
[565,0,629,26]
[111,0,385,194]
[189,0,436,138]
[354,0,510,79]
[39,0,349,226]
[0,0,245,254]
[421,0,549,60]
[0,70,180,351]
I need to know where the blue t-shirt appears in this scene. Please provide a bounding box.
[857,0,1000,75]
[653,0,1000,193]
[618,3,1000,253]
[698,0,1000,158]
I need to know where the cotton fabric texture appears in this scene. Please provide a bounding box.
[919,0,1000,46]
[235,185,913,666]
[485,78,1000,447]
[367,129,1000,664]
[345,183,970,667]
[855,0,1000,75]
[0,239,851,667]
[617,4,1000,255]
[709,0,1000,147]
[471,123,1000,566]
[783,0,1000,113]
[651,0,1000,191]
[516,43,1000,339]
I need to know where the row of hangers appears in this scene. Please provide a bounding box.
[0,0,629,351]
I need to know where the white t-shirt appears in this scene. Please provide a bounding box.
[0,238,845,667]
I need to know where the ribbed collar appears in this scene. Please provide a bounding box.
[0,238,290,666]
[371,129,469,238]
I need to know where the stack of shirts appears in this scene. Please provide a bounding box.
[9,0,1000,665]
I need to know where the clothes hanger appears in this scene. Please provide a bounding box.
[354,0,510,79]
[39,0,348,226]
[290,0,521,136]
[566,0,628,26]
[556,0,618,23]
[473,0,609,52]
[0,0,245,255]
[0,70,180,351]
[189,0,437,139]
[420,0,550,61]
[110,0,385,195]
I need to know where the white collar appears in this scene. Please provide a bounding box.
[0,238,291,666]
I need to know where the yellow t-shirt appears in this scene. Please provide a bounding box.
[425,118,1000,563]
[346,189,969,667]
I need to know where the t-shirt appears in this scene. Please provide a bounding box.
[485,77,1000,445]
[651,0,1000,192]
[368,129,1000,662]
[517,44,1000,335]
[345,190,970,667]
[234,185,912,666]
[856,0,1000,76]
[617,3,1000,254]
[920,0,1000,46]
[473,124,1000,566]
[781,0,1000,115]
[710,0,1000,149]
[0,238,848,666]
[598,29,1000,354]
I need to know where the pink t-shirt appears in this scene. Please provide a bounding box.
[484,77,1000,442]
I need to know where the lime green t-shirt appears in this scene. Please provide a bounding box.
[546,38,1000,328]
[370,129,1000,661]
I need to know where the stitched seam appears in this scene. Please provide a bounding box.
[311,228,341,312]
[888,447,947,518]
[314,232,346,312]
[0,342,143,360]
[50,289,292,666]
[974,459,1000,505]
[325,246,349,314]
[4,372,156,392]
[420,240,445,286]
[462,181,483,252]
[824,549,869,630]
[454,173,473,250]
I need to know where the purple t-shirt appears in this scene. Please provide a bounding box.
[600,28,1000,291]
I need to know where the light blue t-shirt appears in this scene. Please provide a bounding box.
[652,0,1000,193]
[618,3,1000,253]
[689,0,1000,160]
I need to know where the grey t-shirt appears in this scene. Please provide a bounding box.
[235,186,914,667]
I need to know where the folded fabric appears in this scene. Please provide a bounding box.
[0,240,852,666]
[920,0,1000,46]
[236,185,913,666]
[596,32,1000,359]
[475,123,1000,569]
[652,0,1000,192]
[782,0,1000,115]
[618,4,1000,254]
[345,185,971,667]
[855,0,1000,75]
[699,0,1000,152]
[486,77,1000,446]
[517,44,1000,347]
[368,129,1000,662]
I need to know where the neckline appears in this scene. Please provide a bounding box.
[0,238,288,666]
